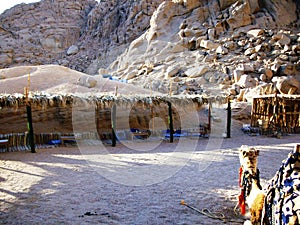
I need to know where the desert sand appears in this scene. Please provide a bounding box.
[0,125,299,225]
[0,65,153,95]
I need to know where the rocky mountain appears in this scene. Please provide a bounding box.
[0,0,299,98]
[0,0,163,72]
[0,0,95,68]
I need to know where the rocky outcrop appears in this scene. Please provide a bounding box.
[106,0,299,98]
[0,0,299,100]
[78,0,164,73]
[0,0,164,73]
[0,0,96,69]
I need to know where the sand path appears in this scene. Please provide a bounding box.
[0,128,299,224]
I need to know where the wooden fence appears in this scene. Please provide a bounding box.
[251,94,300,134]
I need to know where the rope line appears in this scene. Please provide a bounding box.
[180,200,244,223]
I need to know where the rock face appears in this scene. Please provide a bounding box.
[0,0,163,72]
[0,0,96,68]
[0,0,299,98]
[107,0,300,97]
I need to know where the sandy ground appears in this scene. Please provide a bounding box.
[0,65,153,95]
[0,124,299,225]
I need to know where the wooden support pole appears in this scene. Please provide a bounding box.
[111,103,117,147]
[208,102,211,133]
[250,98,256,127]
[25,73,35,153]
[26,105,36,153]
[168,102,174,143]
[226,99,231,138]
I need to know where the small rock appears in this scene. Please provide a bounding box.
[249,53,258,60]
[78,75,97,88]
[278,54,289,61]
[67,45,79,56]
[207,28,215,40]
[229,88,237,95]
[203,54,217,62]
[98,68,109,75]
[233,69,244,83]
[290,56,298,63]
[216,46,228,55]
[244,47,256,56]
[247,29,264,38]
[254,44,263,52]
[260,73,267,82]
[166,65,181,78]
[272,33,291,46]
[271,63,281,74]
[265,68,273,80]
[185,66,209,78]
[224,41,236,50]
[200,40,220,50]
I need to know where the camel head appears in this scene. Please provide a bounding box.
[239,145,260,175]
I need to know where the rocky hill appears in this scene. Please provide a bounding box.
[0,0,163,72]
[0,0,299,98]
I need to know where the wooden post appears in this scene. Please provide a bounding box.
[296,144,300,153]
[111,103,117,147]
[26,104,36,153]
[168,102,174,143]
[25,73,36,153]
[226,99,231,138]
[250,98,256,127]
[111,87,118,147]
[208,102,211,133]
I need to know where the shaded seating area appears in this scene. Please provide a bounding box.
[163,125,209,139]
[0,133,77,152]
[0,139,9,152]
[0,93,228,151]
[130,128,151,140]
[164,129,189,139]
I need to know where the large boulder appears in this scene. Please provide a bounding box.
[226,1,252,30]
[237,75,258,89]
[78,75,97,88]
[0,53,13,67]
[200,40,220,50]
[272,76,300,94]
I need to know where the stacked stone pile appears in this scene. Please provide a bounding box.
[105,0,300,99]
[211,28,300,101]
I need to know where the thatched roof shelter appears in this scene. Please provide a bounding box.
[0,93,228,150]
[0,93,227,109]
[0,92,228,132]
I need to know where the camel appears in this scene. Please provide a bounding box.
[238,144,300,225]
